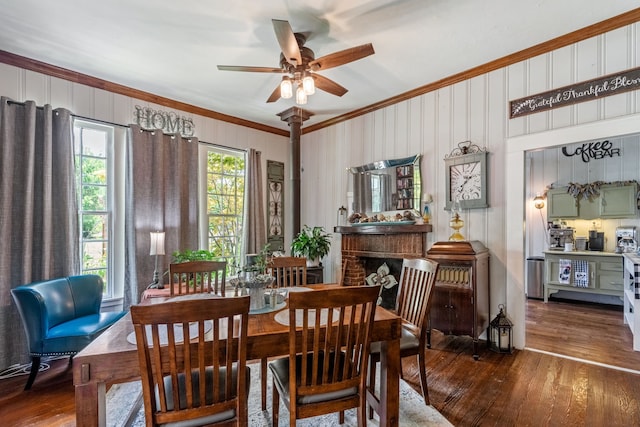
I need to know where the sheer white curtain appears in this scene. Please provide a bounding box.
[124,125,198,307]
[243,148,267,256]
[0,97,79,369]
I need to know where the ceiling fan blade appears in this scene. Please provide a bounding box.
[313,74,348,97]
[272,19,302,66]
[309,43,375,71]
[217,65,283,73]
[266,85,281,103]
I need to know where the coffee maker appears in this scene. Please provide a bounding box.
[589,230,605,252]
[549,228,574,250]
[616,226,638,253]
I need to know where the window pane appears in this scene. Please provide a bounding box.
[82,214,108,239]
[81,128,107,157]
[82,241,107,270]
[82,184,107,210]
[81,157,107,185]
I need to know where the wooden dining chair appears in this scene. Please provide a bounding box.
[169,260,227,297]
[368,257,438,417]
[266,256,307,288]
[130,295,251,427]
[260,255,308,409]
[269,285,379,427]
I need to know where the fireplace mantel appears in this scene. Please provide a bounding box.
[334,224,432,235]
[334,224,432,286]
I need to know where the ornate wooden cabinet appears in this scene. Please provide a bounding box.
[426,241,490,359]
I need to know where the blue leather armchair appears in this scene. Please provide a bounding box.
[10,274,126,390]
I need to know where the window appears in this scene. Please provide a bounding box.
[73,120,125,299]
[200,146,246,274]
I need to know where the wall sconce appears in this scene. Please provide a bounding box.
[489,304,513,353]
[149,231,165,289]
[533,193,545,209]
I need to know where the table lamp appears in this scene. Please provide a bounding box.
[149,231,165,289]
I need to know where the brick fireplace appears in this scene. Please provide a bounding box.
[334,224,433,287]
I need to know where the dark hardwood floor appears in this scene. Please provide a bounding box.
[1,298,639,426]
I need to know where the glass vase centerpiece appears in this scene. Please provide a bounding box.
[229,244,274,311]
[232,271,274,311]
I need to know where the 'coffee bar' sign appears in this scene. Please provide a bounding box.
[510,66,640,118]
[133,105,195,137]
[561,140,620,163]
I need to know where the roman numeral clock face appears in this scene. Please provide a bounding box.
[450,161,482,201]
[445,149,488,210]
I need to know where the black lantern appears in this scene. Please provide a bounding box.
[489,304,513,354]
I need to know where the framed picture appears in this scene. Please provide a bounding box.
[444,151,488,210]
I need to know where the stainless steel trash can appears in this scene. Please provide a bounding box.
[526,256,544,299]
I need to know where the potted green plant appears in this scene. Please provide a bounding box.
[171,249,217,263]
[291,225,331,267]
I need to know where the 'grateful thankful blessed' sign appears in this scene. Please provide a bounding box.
[509,67,640,118]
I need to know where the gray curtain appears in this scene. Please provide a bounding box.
[242,149,266,256]
[124,125,198,307]
[0,97,79,369]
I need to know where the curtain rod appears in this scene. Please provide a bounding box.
[5,99,247,152]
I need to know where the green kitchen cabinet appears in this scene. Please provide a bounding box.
[547,183,638,220]
[547,188,578,219]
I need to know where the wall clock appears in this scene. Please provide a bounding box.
[444,142,488,210]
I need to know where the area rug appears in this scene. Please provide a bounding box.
[106,363,453,427]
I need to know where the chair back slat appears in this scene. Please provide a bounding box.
[131,295,250,426]
[169,260,227,296]
[267,256,307,288]
[396,258,439,337]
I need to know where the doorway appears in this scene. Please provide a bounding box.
[504,113,640,351]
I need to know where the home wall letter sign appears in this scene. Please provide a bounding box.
[509,67,640,118]
[133,105,195,137]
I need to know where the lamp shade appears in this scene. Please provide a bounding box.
[533,193,545,209]
[280,77,293,99]
[295,85,307,105]
[302,74,315,95]
[149,231,165,256]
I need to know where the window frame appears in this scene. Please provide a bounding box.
[198,144,246,274]
[73,119,125,302]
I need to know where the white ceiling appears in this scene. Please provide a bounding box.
[0,1,637,131]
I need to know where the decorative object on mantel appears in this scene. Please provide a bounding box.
[290,225,331,267]
[347,210,416,224]
[337,205,347,226]
[422,193,433,224]
[448,199,465,241]
[444,140,488,210]
[489,304,513,354]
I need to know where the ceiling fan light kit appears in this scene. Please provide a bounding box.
[295,85,307,105]
[217,19,374,105]
[280,77,293,99]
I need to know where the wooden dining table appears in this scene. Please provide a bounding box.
[73,284,402,426]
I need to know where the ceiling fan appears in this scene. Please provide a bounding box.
[217,19,375,104]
